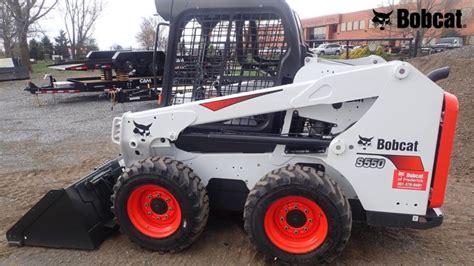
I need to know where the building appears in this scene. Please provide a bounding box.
[302,0,474,48]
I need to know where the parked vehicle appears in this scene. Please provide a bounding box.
[384,45,402,54]
[431,37,463,53]
[311,43,342,56]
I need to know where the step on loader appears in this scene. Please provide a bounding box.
[7,0,459,264]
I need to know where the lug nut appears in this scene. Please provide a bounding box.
[144,203,148,207]
[304,209,308,214]
[294,204,298,209]
[147,212,152,215]
[284,208,288,212]
[284,226,288,230]
[280,217,284,221]
[309,219,313,223]
[294,230,298,234]
[304,227,308,232]
[147,195,152,199]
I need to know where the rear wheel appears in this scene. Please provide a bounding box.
[244,165,351,264]
[112,157,209,252]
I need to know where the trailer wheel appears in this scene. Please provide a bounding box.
[111,157,209,252]
[244,165,351,264]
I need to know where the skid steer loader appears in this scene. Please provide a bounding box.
[7,0,459,263]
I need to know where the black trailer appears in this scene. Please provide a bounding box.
[0,58,30,82]
[25,50,165,103]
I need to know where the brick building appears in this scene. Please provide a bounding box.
[302,0,474,48]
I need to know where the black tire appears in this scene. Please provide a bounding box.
[319,51,325,56]
[111,157,209,252]
[335,50,341,56]
[244,165,351,264]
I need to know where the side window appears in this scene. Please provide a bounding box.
[171,11,289,129]
[171,12,288,106]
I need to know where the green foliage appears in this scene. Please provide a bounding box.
[29,36,55,61]
[41,36,54,59]
[29,39,40,60]
[340,46,388,60]
[54,30,70,58]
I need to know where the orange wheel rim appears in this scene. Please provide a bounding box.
[127,184,181,238]
[264,195,328,254]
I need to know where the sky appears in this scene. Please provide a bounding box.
[40,0,388,50]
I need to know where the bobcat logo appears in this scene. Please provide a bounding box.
[133,121,152,142]
[358,135,374,150]
[372,9,393,30]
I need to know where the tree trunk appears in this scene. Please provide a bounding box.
[3,37,13,57]
[18,30,32,71]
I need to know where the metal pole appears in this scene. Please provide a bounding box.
[346,40,349,59]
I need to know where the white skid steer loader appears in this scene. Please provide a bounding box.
[7,0,459,264]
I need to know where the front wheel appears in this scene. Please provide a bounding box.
[244,165,352,264]
[112,157,209,252]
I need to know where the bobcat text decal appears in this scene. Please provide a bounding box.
[372,8,466,30]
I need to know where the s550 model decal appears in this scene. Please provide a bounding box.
[355,157,386,169]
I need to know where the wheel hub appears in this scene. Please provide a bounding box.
[151,198,168,215]
[286,210,307,228]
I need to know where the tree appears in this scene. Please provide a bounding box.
[0,2,16,57]
[63,0,104,58]
[83,38,99,55]
[110,44,124,51]
[5,0,58,70]
[29,38,40,60]
[54,30,70,58]
[40,35,53,59]
[136,16,168,50]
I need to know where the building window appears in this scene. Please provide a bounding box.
[359,20,366,30]
[368,19,374,29]
[353,21,359,30]
[347,21,353,31]
[341,22,346,32]
[310,26,326,40]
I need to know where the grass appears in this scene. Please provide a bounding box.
[31,61,53,73]
[30,61,62,79]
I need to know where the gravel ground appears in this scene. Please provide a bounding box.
[0,51,473,265]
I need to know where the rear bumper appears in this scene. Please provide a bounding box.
[367,208,443,230]
[429,92,459,208]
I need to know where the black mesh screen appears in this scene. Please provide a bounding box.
[171,12,288,108]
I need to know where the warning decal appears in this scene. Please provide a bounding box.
[392,170,429,191]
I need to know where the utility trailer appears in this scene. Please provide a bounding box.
[0,58,30,82]
[7,0,459,264]
[25,50,165,103]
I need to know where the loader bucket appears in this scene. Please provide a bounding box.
[6,158,123,250]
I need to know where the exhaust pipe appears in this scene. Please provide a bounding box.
[6,157,123,250]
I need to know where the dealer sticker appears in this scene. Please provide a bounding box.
[392,170,429,191]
